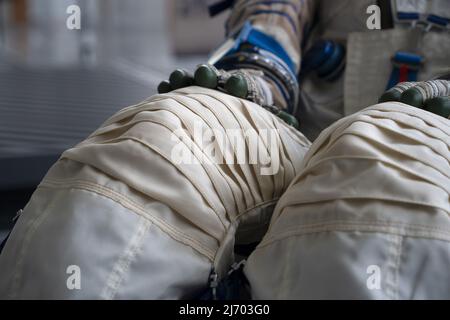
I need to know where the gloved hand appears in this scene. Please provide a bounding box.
[158,65,250,99]
[157,65,300,129]
[378,80,450,119]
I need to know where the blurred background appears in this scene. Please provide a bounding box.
[0,0,228,239]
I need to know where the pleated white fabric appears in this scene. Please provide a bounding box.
[0,86,310,299]
[245,102,450,299]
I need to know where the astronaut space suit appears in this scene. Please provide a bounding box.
[0,0,449,299]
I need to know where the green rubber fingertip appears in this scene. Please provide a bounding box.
[157,80,172,94]
[379,89,402,103]
[424,96,450,118]
[278,111,299,129]
[400,88,423,108]
[194,65,218,89]
[225,75,248,98]
[169,69,193,89]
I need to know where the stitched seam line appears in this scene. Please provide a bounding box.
[118,134,235,222]
[384,234,403,300]
[277,194,450,219]
[258,220,450,249]
[67,134,229,229]
[8,193,58,299]
[301,153,450,195]
[267,219,450,239]
[40,179,216,261]
[100,217,151,300]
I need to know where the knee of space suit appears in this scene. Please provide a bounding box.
[0,86,310,299]
[245,102,450,299]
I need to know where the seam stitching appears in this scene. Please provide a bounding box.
[100,217,151,300]
[40,179,216,261]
